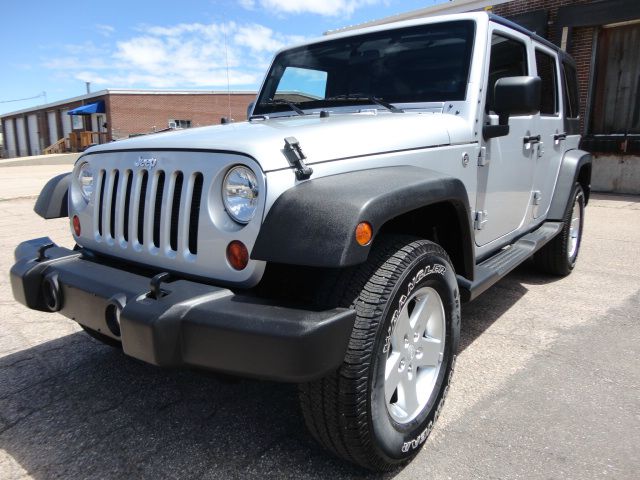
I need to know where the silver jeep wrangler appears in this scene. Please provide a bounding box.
[10,12,591,471]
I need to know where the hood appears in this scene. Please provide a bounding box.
[87,112,464,172]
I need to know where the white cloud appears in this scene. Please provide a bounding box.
[96,24,115,37]
[44,21,306,90]
[241,0,382,17]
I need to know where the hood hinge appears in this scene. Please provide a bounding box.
[284,137,313,180]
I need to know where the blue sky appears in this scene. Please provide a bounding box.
[0,0,447,115]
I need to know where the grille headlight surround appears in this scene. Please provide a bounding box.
[222,165,259,224]
[76,162,94,202]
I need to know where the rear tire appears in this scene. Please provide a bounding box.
[299,235,460,471]
[534,183,585,276]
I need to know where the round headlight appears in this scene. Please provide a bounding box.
[77,162,94,202]
[222,166,259,224]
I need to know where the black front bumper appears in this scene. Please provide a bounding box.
[10,237,355,382]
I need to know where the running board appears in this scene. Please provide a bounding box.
[457,221,563,302]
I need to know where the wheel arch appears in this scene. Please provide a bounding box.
[251,166,475,280]
[548,149,592,220]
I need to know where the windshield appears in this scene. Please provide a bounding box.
[254,20,476,116]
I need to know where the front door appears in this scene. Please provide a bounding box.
[475,29,536,246]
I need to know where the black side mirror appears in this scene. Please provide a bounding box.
[483,76,541,140]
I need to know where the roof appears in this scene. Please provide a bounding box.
[0,89,257,119]
[326,0,511,34]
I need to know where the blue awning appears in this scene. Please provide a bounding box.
[67,101,105,115]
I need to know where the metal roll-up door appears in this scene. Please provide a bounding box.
[47,111,59,145]
[27,114,40,155]
[3,119,17,157]
[15,117,28,156]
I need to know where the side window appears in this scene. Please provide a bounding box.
[562,61,580,119]
[535,49,558,115]
[486,34,528,113]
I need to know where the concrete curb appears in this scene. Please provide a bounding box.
[0,153,80,168]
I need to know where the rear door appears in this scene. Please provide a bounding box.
[530,44,564,219]
[475,27,536,246]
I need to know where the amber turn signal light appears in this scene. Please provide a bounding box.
[72,215,81,236]
[226,240,249,270]
[355,222,373,246]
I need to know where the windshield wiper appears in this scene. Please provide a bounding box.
[261,99,305,116]
[323,94,404,113]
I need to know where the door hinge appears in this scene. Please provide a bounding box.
[474,210,488,230]
[532,190,542,205]
[477,146,489,166]
[284,137,313,180]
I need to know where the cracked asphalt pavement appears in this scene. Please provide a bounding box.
[1,165,639,479]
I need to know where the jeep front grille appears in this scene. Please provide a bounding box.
[94,168,203,255]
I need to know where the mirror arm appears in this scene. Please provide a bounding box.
[483,112,510,140]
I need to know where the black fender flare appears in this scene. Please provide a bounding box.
[34,173,70,220]
[252,166,474,276]
[547,149,592,220]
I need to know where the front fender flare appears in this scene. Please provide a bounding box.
[252,166,473,274]
[34,173,70,219]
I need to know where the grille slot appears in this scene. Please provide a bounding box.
[137,171,148,245]
[97,170,106,237]
[95,168,201,257]
[123,172,133,242]
[109,170,119,239]
[152,171,166,248]
[189,173,203,255]
[170,172,184,251]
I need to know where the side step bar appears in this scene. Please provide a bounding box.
[457,221,563,302]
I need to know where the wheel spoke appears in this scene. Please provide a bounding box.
[384,351,403,402]
[411,293,437,332]
[399,375,420,418]
[415,336,442,368]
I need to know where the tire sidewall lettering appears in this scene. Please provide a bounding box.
[370,248,460,462]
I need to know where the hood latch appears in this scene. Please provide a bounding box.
[284,137,313,181]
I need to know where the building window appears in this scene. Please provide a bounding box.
[486,34,528,114]
[535,49,558,116]
[169,119,191,129]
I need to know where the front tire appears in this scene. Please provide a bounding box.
[299,235,460,471]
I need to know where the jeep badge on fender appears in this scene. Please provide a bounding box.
[11,12,590,472]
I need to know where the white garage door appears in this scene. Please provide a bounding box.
[3,119,16,157]
[47,111,59,145]
[15,117,28,156]
[27,114,40,155]
[61,109,72,138]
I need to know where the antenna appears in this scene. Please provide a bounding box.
[223,22,232,121]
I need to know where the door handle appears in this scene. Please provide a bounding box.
[523,135,541,145]
[553,132,567,144]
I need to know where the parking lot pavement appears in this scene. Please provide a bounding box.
[0,174,638,479]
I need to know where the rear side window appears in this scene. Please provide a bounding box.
[486,34,528,113]
[535,49,558,115]
[562,61,580,118]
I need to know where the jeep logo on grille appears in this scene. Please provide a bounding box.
[135,157,157,169]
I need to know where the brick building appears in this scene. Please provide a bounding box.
[0,90,256,158]
[333,0,640,193]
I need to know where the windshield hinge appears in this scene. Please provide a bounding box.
[284,137,313,180]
